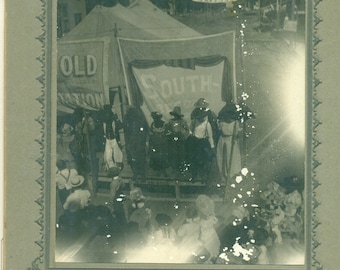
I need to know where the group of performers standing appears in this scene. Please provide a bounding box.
[57,97,248,194]
[147,98,244,185]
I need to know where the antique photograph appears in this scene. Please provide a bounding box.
[5,0,340,269]
[54,0,306,266]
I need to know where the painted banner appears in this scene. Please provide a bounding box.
[57,38,110,111]
[132,63,226,124]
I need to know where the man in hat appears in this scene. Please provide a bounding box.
[59,174,92,236]
[192,98,219,147]
[216,102,242,183]
[63,174,91,213]
[187,106,215,183]
[61,174,117,237]
[166,106,190,173]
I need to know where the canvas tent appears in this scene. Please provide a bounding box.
[57,0,236,122]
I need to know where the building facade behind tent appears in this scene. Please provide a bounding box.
[58,0,87,38]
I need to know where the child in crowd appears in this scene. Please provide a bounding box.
[127,187,152,247]
[176,205,210,264]
[195,194,220,262]
[153,213,177,246]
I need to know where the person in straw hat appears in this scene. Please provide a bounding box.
[61,173,116,238]
[55,159,79,206]
[63,174,91,213]
[58,173,91,237]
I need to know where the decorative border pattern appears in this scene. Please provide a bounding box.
[31,0,323,269]
[32,0,47,269]
[311,0,323,269]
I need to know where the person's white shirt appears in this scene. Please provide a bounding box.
[63,189,91,212]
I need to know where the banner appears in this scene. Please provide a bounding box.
[132,63,226,123]
[57,38,110,111]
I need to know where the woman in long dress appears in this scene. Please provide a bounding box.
[216,102,242,183]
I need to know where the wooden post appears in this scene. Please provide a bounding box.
[175,181,180,201]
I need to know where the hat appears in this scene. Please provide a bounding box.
[232,205,249,220]
[107,166,122,178]
[218,102,239,123]
[130,187,145,202]
[155,213,173,226]
[69,175,85,188]
[151,111,163,120]
[195,194,215,217]
[169,106,184,117]
[194,98,209,108]
[191,107,209,120]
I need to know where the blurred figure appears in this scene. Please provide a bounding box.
[124,106,149,181]
[126,187,152,248]
[176,205,210,264]
[195,194,220,261]
[152,213,176,247]
[69,108,99,193]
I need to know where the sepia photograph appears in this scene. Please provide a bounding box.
[5,0,340,269]
[54,0,306,266]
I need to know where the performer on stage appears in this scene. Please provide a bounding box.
[216,102,242,183]
[166,106,190,173]
[192,98,219,147]
[102,104,124,177]
[149,112,169,177]
[187,107,215,183]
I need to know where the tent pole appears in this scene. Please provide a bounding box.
[117,36,132,105]
[237,4,248,168]
[83,109,95,194]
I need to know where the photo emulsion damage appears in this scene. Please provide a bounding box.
[54,0,306,266]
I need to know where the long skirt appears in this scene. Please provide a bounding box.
[216,136,241,181]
